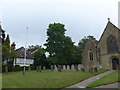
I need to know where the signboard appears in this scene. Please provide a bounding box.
[13,58,34,66]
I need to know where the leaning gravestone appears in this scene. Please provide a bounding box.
[63,65,66,70]
[67,65,70,70]
[71,65,75,71]
[58,65,62,72]
[54,65,58,72]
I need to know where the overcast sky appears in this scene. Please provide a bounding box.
[0,0,119,49]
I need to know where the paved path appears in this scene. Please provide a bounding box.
[64,70,114,88]
[94,82,119,88]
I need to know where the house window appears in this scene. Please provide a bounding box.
[89,49,94,61]
[107,35,118,53]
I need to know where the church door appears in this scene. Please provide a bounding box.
[112,58,119,70]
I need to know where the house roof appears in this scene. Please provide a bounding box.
[15,47,34,59]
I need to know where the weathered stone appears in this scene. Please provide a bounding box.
[67,65,70,70]
[89,68,93,73]
[75,64,78,71]
[5,66,8,73]
[28,67,31,71]
[54,65,58,72]
[63,65,66,70]
[71,65,75,71]
[58,65,62,72]
[81,67,85,72]
[43,66,46,70]
[51,65,54,71]
[94,67,98,72]
[78,64,82,70]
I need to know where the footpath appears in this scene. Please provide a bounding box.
[63,70,114,88]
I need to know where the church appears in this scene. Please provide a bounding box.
[82,19,120,70]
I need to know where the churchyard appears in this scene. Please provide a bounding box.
[2,66,108,88]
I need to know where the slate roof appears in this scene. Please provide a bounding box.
[15,47,34,59]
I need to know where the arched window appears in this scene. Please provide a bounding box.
[107,35,118,53]
[89,49,94,61]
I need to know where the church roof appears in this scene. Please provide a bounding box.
[99,20,120,42]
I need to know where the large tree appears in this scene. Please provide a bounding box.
[44,23,75,65]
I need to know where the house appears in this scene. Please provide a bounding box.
[14,47,34,66]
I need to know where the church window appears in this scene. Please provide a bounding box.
[88,49,94,61]
[107,35,118,53]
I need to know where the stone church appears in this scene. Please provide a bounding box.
[82,19,120,70]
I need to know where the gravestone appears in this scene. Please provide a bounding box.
[94,67,98,72]
[37,66,41,72]
[36,66,38,72]
[5,66,8,73]
[71,65,75,71]
[51,65,54,71]
[63,65,66,70]
[28,66,31,71]
[58,65,62,72]
[54,65,58,72]
[39,65,42,72]
[78,64,81,70]
[75,64,78,71]
[67,65,70,70]
[89,68,93,73]
[43,66,46,70]
[81,67,85,72]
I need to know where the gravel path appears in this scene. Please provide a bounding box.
[64,70,114,88]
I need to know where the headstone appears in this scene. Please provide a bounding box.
[58,65,62,72]
[75,64,78,71]
[78,64,81,70]
[51,65,54,71]
[36,66,38,72]
[43,66,46,70]
[28,66,31,71]
[89,68,93,73]
[67,65,70,70]
[39,65,42,72]
[54,65,58,72]
[94,67,98,72]
[81,67,85,72]
[5,66,8,73]
[63,65,66,70]
[71,65,75,71]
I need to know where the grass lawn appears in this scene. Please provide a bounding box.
[2,69,108,88]
[86,70,119,88]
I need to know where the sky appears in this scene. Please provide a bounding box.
[0,0,119,49]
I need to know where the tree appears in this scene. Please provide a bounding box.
[33,48,46,66]
[2,34,10,61]
[44,23,66,64]
[44,23,75,65]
